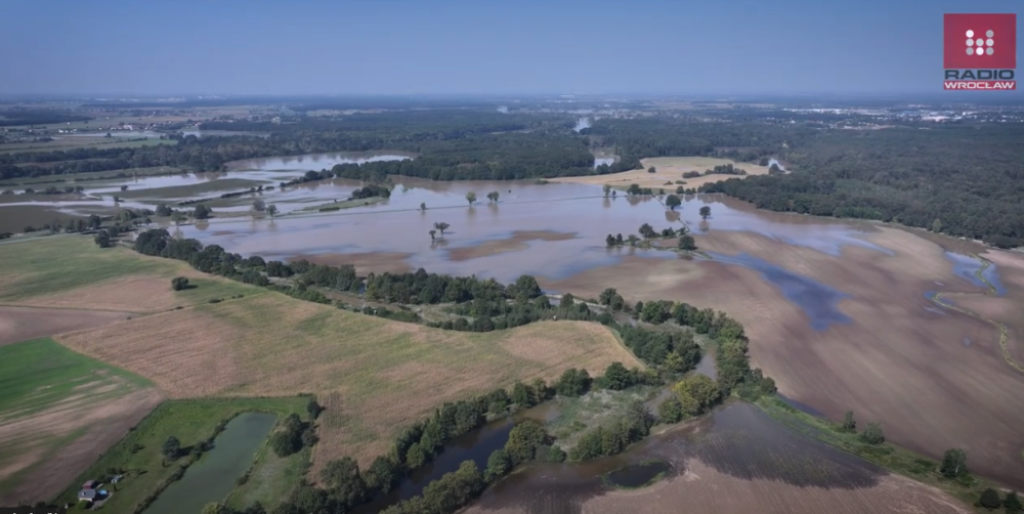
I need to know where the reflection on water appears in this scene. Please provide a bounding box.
[704,252,853,331]
[226,151,415,171]
[945,251,1006,295]
[470,402,884,514]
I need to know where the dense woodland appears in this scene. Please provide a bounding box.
[700,125,1024,248]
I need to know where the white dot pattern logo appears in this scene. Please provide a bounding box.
[964,29,997,56]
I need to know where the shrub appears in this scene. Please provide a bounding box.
[171,276,189,291]
[978,488,1001,510]
[859,422,885,445]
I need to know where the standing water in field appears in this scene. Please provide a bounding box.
[142,413,276,514]
[944,252,1006,295]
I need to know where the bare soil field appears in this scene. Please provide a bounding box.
[56,293,641,472]
[545,227,1024,488]
[446,230,577,261]
[0,306,131,345]
[550,156,772,190]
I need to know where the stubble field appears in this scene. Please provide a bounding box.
[56,293,642,474]
[550,156,772,190]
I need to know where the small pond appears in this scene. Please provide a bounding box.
[142,412,277,514]
[602,460,671,488]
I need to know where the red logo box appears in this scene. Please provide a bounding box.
[944,13,1016,69]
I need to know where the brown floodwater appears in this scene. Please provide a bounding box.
[468,402,885,514]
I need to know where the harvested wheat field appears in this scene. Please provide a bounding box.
[545,226,1024,488]
[550,156,771,190]
[57,293,641,472]
[0,306,131,346]
[0,338,163,505]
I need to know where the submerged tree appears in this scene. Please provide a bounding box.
[429,229,437,241]
[678,234,697,251]
[433,222,450,236]
[603,184,612,198]
[699,206,711,219]
[420,202,426,212]
[466,191,477,205]
[486,191,500,203]
[665,194,681,210]
[267,204,278,218]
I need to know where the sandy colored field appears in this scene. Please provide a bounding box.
[545,226,1024,488]
[57,293,642,472]
[550,156,772,190]
[0,306,131,345]
[447,230,577,261]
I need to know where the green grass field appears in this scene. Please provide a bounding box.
[298,196,386,212]
[0,167,182,188]
[0,338,155,503]
[118,178,269,200]
[0,206,88,234]
[53,397,310,514]
[0,137,176,155]
[0,236,260,309]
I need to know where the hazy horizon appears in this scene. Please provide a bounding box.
[2,0,1022,96]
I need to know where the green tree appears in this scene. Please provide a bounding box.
[658,397,683,423]
[320,457,366,507]
[364,456,399,494]
[1004,491,1022,513]
[306,399,322,419]
[665,194,681,210]
[638,223,656,239]
[939,448,968,478]
[267,204,278,218]
[251,199,266,217]
[466,191,477,205]
[601,362,633,390]
[699,206,711,219]
[162,435,181,460]
[605,234,615,247]
[201,503,231,514]
[487,191,500,203]
[979,488,1002,510]
[406,442,427,469]
[678,234,697,251]
[171,276,189,291]
[841,411,856,433]
[484,449,511,482]
[433,222,450,236]
[859,422,885,445]
[505,420,548,465]
[94,229,112,248]
[673,374,721,412]
[194,204,211,220]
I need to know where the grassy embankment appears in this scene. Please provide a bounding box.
[298,196,387,212]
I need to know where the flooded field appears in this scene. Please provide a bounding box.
[225,150,414,171]
[464,402,970,514]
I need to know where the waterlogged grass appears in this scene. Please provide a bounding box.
[118,178,268,200]
[225,443,311,511]
[547,386,658,449]
[0,167,182,187]
[755,396,1001,508]
[54,397,309,514]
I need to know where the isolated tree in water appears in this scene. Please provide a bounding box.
[939,448,968,478]
[429,229,437,241]
[420,202,426,212]
[266,204,278,218]
[678,235,697,251]
[665,194,681,210]
[700,206,711,219]
[466,191,477,205]
[433,222,449,236]
[603,184,611,198]
[193,204,211,220]
[487,191,500,203]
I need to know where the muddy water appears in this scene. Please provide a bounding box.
[469,402,884,514]
[226,151,414,171]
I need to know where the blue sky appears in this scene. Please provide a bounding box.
[0,0,1020,96]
